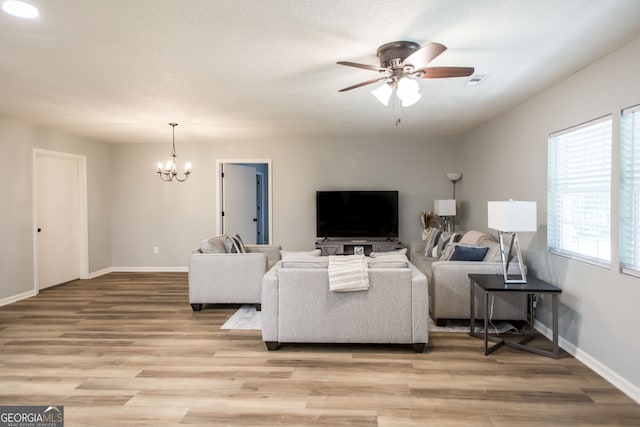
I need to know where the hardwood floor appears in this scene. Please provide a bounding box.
[0,272,639,426]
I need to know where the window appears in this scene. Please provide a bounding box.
[621,105,640,276]
[548,116,612,267]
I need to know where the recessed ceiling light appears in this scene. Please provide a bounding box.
[2,1,39,19]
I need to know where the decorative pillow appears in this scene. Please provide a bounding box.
[429,232,463,258]
[424,229,443,256]
[223,235,246,253]
[369,248,407,257]
[439,242,459,261]
[200,235,227,254]
[449,245,489,261]
[234,234,247,253]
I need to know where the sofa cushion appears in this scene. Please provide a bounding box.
[200,235,228,254]
[281,249,321,257]
[449,245,489,261]
[367,254,410,268]
[281,253,329,268]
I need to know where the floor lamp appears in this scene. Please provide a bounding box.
[487,200,537,283]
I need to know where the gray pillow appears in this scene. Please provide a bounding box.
[200,235,227,253]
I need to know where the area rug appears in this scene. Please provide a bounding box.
[220,305,514,333]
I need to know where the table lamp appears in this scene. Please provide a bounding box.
[487,200,537,283]
[434,199,456,232]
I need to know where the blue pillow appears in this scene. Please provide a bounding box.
[450,245,489,261]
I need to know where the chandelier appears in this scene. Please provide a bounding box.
[157,123,191,182]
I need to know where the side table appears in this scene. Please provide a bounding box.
[468,273,562,358]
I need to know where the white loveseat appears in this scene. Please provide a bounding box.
[409,230,527,325]
[188,235,281,311]
[261,254,429,352]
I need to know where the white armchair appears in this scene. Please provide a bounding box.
[188,241,281,311]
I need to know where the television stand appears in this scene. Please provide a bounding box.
[315,238,403,256]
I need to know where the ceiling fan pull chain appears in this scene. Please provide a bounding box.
[395,93,401,126]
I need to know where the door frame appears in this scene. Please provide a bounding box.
[216,159,273,244]
[33,149,89,292]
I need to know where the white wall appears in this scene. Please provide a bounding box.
[0,117,113,303]
[0,119,36,301]
[458,35,640,400]
[109,137,460,267]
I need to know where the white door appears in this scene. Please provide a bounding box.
[222,163,257,244]
[35,151,85,289]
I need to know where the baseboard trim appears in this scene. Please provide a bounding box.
[0,289,37,307]
[89,267,113,278]
[534,319,640,404]
[111,267,188,273]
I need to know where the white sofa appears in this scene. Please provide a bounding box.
[409,231,527,325]
[188,235,281,311]
[261,255,429,352]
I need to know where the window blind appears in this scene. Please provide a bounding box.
[620,105,640,276]
[548,116,612,266]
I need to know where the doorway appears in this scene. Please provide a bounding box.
[216,159,272,244]
[33,149,89,290]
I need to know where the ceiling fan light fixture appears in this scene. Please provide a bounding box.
[401,91,422,108]
[372,82,393,106]
[396,77,419,101]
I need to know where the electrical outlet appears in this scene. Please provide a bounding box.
[153,246,159,254]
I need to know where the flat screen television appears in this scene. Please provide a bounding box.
[316,190,399,239]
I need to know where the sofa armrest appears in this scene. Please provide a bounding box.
[261,262,281,342]
[188,252,269,304]
[430,260,527,320]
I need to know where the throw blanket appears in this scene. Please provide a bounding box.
[328,255,370,292]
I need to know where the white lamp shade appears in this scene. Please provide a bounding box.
[396,77,419,99]
[401,91,422,107]
[434,199,456,216]
[447,172,462,182]
[487,201,537,232]
[372,82,393,106]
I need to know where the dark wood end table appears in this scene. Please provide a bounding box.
[468,273,562,358]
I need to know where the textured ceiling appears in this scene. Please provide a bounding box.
[1,0,640,144]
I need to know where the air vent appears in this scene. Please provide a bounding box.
[465,74,487,86]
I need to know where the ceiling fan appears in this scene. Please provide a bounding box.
[337,41,474,108]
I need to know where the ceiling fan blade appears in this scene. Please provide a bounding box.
[337,61,386,72]
[418,66,475,78]
[401,42,447,69]
[338,76,389,92]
